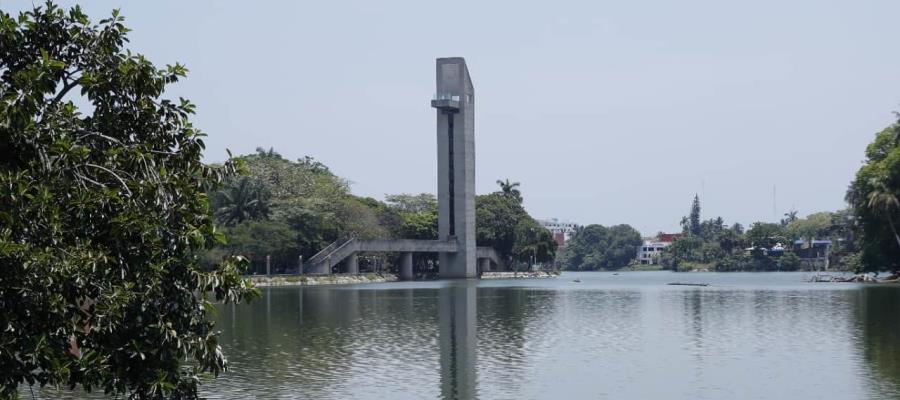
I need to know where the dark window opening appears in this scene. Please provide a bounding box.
[447,112,455,236]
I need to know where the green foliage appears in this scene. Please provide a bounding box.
[785,212,832,244]
[745,222,787,249]
[0,3,257,397]
[781,210,799,226]
[562,224,642,270]
[712,253,776,272]
[206,152,403,272]
[698,216,726,241]
[399,208,438,240]
[476,190,556,266]
[219,220,296,272]
[385,193,436,214]
[847,119,900,272]
[777,251,802,271]
[212,176,271,226]
[678,194,705,237]
[496,179,522,203]
[664,235,706,267]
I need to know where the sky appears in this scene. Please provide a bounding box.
[6,0,900,235]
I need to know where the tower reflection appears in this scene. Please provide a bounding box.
[438,282,478,400]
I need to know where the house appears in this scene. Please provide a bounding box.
[538,218,577,247]
[636,233,682,265]
[793,239,832,259]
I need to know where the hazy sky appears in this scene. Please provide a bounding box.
[7,0,900,235]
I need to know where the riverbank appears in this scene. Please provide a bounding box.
[809,272,900,283]
[480,271,560,280]
[250,274,398,287]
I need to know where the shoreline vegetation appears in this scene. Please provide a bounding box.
[204,149,558,276]
[558,194,862,273]
[249,270,561,287]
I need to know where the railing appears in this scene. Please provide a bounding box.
[433,93,460,102]
[306,237,350,266]
[324,238,358,267]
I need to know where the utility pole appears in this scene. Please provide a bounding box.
[266,254,271,276]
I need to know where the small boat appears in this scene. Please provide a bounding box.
[667,282,709,287]
[573,279,582,283]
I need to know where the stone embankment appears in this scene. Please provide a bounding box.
[809,273,900,283]
[251,274,398,287]
[480,271,560,280]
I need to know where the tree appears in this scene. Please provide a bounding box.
[562,224,642,270]
[785,212,833,246]
[777,251,802,271]
[781,210,799,226]
[496,179,522,203]
[213,177,271,226]
[681,194,702,236]
[385,193,436,214]
[0,3,257,398]
[715,228,744,255]
[220,220,297,273]
[745,222,786,249]
[699,217,725,241]
[866,178,900,249]
[847,118,900,272]
[476,191,556,267]
[400,209,438,240]
[476,193,524,263]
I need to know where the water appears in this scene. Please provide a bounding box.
[27,272,900,399]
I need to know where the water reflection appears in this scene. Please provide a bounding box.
[855,287,900,399]
[438,283,477,400]
[24,273,900,400]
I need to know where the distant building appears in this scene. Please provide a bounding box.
[793,239,832,259]
[538,218,577,247]
[636,233,682,265]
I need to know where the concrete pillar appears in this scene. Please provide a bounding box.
[344,253,359,275]
[479,258,491,273]
[400,252,414,281]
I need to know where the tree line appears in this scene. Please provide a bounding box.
[204,148,557,274]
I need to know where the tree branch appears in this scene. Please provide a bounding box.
[50,69,83,106]
[83,163,133,196]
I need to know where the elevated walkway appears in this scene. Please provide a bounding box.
[304,237,503,278]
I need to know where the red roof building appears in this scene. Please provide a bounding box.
[657,233,683,243]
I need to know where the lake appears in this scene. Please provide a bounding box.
[203,271,900,399]
[27,271,900,399]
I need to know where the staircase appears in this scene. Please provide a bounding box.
[305,237,358,274]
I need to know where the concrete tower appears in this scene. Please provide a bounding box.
[431,57,476,279]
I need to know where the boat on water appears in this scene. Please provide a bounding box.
[667,282,709,287]
[573,279,582,283]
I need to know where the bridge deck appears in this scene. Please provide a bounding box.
[305,238,502,275]
[357,239,458,253]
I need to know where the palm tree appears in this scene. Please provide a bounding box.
[781,210,798,226]
[255,146,281,159]
[866,177,900,249]
[496,179,522,203]
[215,177,271,225]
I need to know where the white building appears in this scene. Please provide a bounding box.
[636,233,681,265]
[538,218,577,247]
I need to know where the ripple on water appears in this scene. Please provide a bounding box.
[21,273,900,399]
